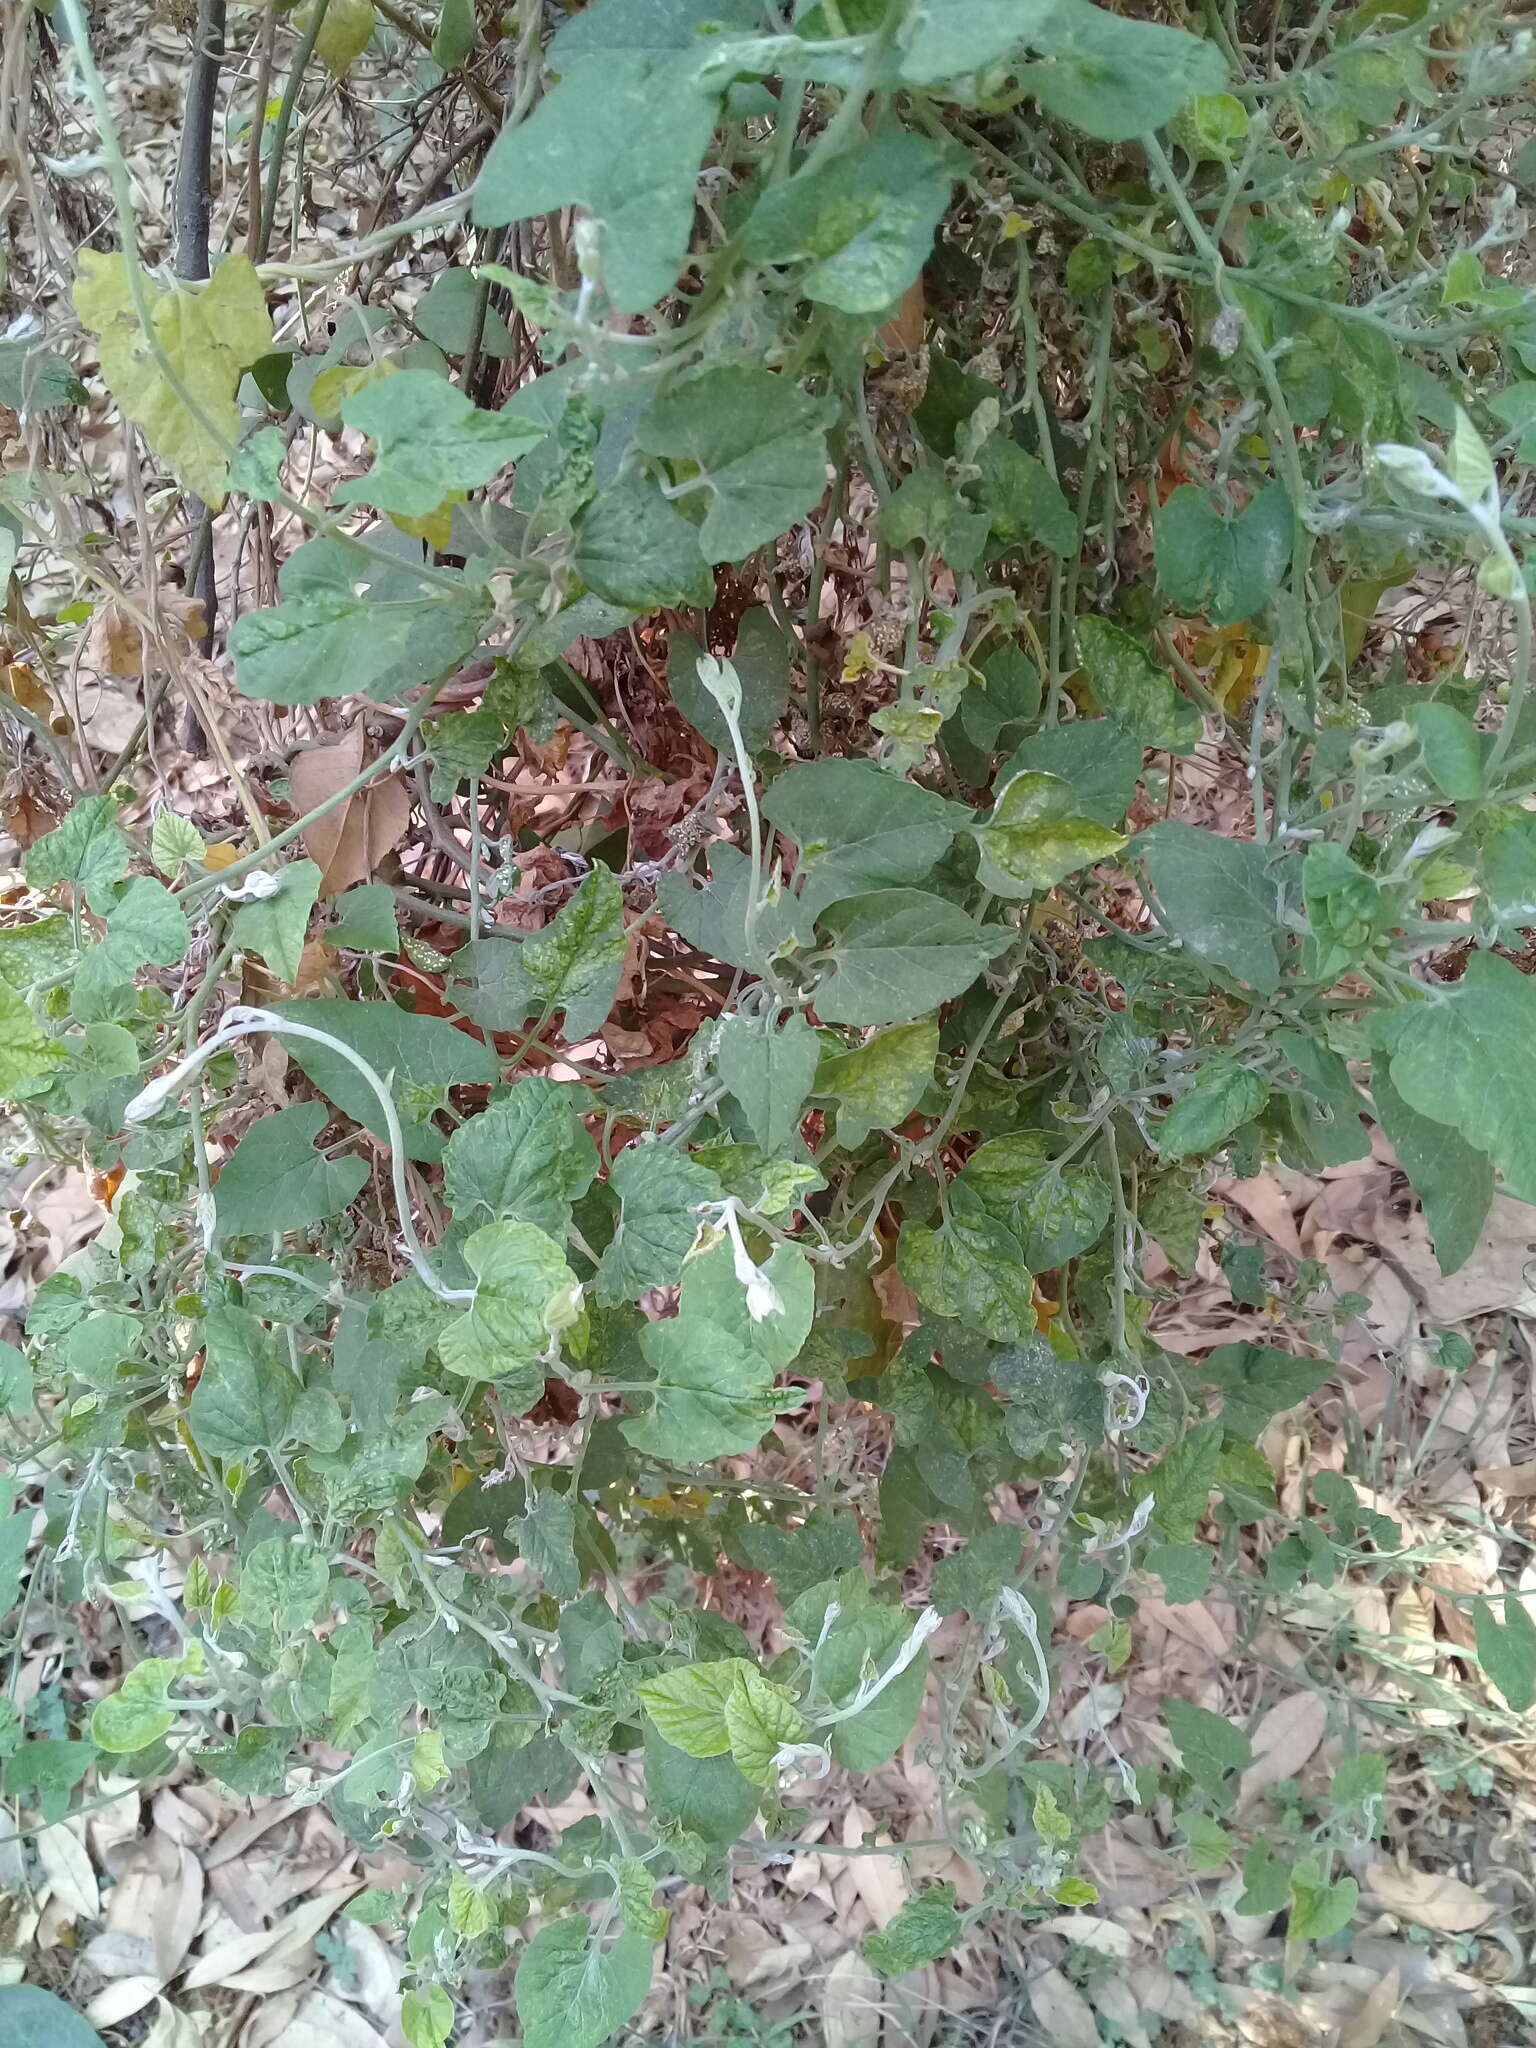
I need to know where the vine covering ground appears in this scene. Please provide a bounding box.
[3,0,1536,2044]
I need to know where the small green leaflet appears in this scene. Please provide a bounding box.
[1143,1419,1223,1543]
[1473,1595,1536,1713]
[230,539,491,707]
[1157,1058,1268,1159]
[596,1143,723,1304]
[1409,699,1486,801]
[442,1080,597,1239]
[187,1305,296,1460]
[786,1574,930,1770]
[1163,1695,1252,1803]
[657,842,813,974]
[230,858,321,985]
[0,980,66,1096]
[1302,840,1382,981]
[957,1133,1111,1269]
[1198,1343,1334,1441]
[930,1524,1020,1617]
[1138,822,1286,993]
[899,0,1225,142]
[627,1240,813,1461]
[26,794,130,905]
[741,128,960,314]
[714,1009,819,1153]
[1076,617,1202,755]
[213,1101,367,1237]
[414,269,510,359]
[523,861,627,1040]
[1148,1541,1213,1605]
[1005,719,1141,828]
[762,759,960,917]
[514,1917,654,2048]
[863,1883,963,1975]
[814,891,1010,1027]
[1017,1,1228,142]
[969,769,1124,898]
[1370,1061,1491,1279]
[77,876,189,1012]
[518,1486,581,1601]
[1155,483,1293,626]
[1388,951,1536,1204]
[1287,1860,1357,1942]
[0,1985,107,2048]
[333,371,546,516]
[638,1658,744,1757]
[667,609,791,754]
[634,365,835,564]
[971,437,1076,558]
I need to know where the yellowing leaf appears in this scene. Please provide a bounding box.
[74,252,273,507]
[306,0,375,75]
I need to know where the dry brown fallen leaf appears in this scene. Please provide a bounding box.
[290,719,411,896]
[182,1876,362,1990]
[1364,1864,1496,1933]
[821,1948,884,2048]
[1027,1965,1102,2048]
[1238,1689,1328,1809]
[1337,1966,1403,2048]
[841,1802,909,1928]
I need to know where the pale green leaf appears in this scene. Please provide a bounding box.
[473,0,761,314]
[666,608,792,754]
[1157,1058,1269,1159]
[522,861,627,1039]
[1388,951,1536,1203]
[816,1019,938,1147]
[214,1100,367,1238]
[442,1080,597,1238]
[0,980,66,1096]
[1370,1061,1491,1279]
[333,371,544,516]
[595,1143,724,1305]
[230,859,321,985]
[863,1884,963,1975]
[26,795,130,903]
[723,1665,807,1786]
[1473,1594,1536,1712]
[271,997,497,1164]
[187,1305,296,1459]
[1155,483,1293,626]
[814,891,1009,1027]
[714,1009,820,1153]
[1076,616,1202,755]
[638,1659,749,1757]
[634,365,835,564]
[1138,822,1286,992]
[741,128,960,314]
[0,1984,106,2047]
[972,437,1076,557]
[438,1220,581,1393]
[573,471,714,609]
[970,768,1124,897]
[1163,1694,1252,1800]
[763,759,960,917]
[897,1187,1035,1343]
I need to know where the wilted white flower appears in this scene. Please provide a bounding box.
[1211,303,1244,358]
[218,868,284,903]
